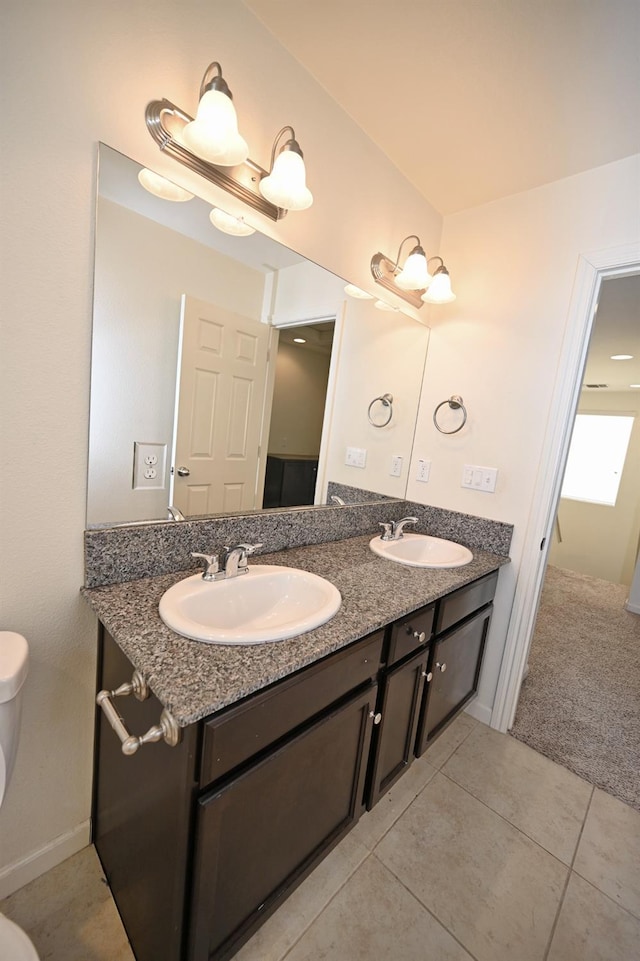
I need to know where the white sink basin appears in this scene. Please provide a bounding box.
[369,532,473,568]
[159,565,341,645]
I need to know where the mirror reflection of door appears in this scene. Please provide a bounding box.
[171,295,273,517]
[264,321,335,508]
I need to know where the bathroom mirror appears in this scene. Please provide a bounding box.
[87,144,430,527]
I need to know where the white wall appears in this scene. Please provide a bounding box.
[0,0,441,893]
[268,343,331,457]
[548,391,640,585]
[406,155,640,721]
[89,198,266,526]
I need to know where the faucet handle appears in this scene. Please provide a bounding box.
[222,543,263,569]
[191,552,220,579]
[392,516,419,538]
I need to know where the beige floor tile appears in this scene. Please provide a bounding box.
[418,711,477,769]
[0,846,134,961]
[350,754,437,851]
[234,832,369,961]
[574,788,640,919]
[375,772,568,961]
[284,854,474,961]
[547,873,640,961]
[443,724,592,863]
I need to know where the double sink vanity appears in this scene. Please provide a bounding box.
[84,510,510,961]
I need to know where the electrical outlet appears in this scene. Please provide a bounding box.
[416,459,431,483]
[390,455,403,477]
[133,442,167,490]
[345,446,367,468]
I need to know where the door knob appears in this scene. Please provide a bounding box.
[176,466,190,477]
[369,711,382,725]
[436,661,447,672]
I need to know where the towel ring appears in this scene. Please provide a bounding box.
[368,393,393,428]
[433,395,467,434]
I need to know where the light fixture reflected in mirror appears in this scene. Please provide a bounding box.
[374,300,399,312]
[145,61,313,222]
[259,126,313,211]
[137,168,194,202]
[371,235,456,308]
[209,207,256,236]
[344,284,374,300]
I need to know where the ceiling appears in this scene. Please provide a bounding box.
[245,0,640,214]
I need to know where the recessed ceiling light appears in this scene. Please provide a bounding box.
[293,337,306,344]
[610,354,634,360]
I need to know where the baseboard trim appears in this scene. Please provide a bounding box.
[465,700,493,726]
[0,820,91,900]
[625,598,640,615]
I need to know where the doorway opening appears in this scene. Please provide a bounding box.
[509,274,640,809]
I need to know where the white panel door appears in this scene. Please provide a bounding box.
[173,295,271,516]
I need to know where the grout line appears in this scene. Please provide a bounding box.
[541,784,595,961]
[370,852,481,961]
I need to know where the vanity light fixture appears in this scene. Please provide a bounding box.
[145,61,313,222]
[259,127,313,211]
[209,207,256,236]
[370,235,456,308]
[137,168,194,202]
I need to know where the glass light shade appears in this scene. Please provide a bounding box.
[374,300,399,311]
[137,169,194,202]
[421,270,456,304]
[182,90,249,166]
[395,250,432,291]
[259,150,313,211]
[209,208,256,236]
[344,284,374,299]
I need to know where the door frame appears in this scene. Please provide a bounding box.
[491,241,640,733]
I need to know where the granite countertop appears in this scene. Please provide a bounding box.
[83,533,509,727]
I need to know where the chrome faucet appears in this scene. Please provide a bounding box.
[220,543,263,579]
[191,543,263,581]
[379,516,418,541]
[167,505,185,521]
[330,495,345,506]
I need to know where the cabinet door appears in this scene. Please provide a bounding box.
[188,684,377,961]
[416,606,492,756]
[366,646,429,809]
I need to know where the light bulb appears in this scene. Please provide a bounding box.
[395,246,432,291]
[259,150,313,211]
[421,269,456,304]
[137,169,194,202]
[209,208,256,236]
[182,89,249,166]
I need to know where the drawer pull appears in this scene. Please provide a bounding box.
[422,671,433,682]
[436,661,447,673]
[412,630,427,643]
[97,670,181,755]
[369,711,383,725]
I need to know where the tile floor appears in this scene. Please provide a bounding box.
[2,716,639,961]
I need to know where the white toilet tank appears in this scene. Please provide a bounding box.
[0,631,29,806]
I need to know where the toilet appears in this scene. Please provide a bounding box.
[0,631,40,960]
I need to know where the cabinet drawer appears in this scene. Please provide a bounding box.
[200,629,384,786]
[435,570,498,634]
[386,602,435,665]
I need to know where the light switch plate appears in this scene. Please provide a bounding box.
[345,446,367,468]
[390,455,403,477]
[461,463,498,493]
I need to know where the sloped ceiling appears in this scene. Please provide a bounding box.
[245,0,640,214]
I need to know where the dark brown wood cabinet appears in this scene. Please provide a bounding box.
[93,568,499,961]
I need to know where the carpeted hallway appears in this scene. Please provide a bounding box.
[511,564,640,811]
